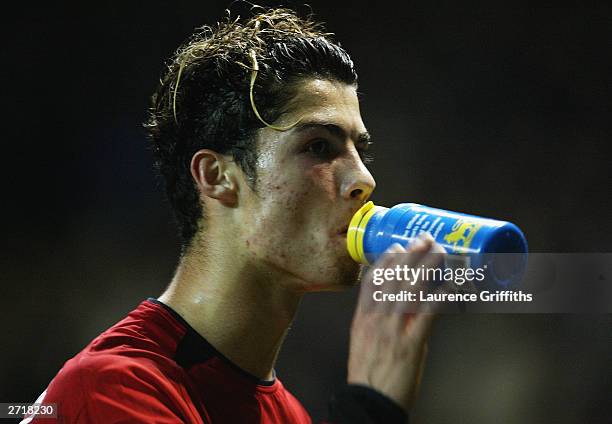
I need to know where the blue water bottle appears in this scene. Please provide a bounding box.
[346,202,528,288]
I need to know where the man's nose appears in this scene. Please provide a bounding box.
[340,154,376,203]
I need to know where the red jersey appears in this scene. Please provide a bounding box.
[24,299,407,424]
[25,299,310,423]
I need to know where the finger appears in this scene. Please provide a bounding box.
[380,238,432,326]
[356,243,406,317]
[391,240,445,316]
[402,232,435,267]
[420,239,447,270]
[406,310,437,343]
[403,244,447,339]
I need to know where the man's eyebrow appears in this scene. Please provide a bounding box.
[292,121,372,146]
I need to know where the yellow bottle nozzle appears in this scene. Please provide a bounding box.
[347,201,378,265]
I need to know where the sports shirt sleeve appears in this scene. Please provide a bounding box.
[325,384,408,424]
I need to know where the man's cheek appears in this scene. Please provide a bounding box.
[243,222,298,265]
[305,164,337,197]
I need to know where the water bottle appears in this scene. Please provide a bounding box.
[346,202,528,288]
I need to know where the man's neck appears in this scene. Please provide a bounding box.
[158,240,303,381]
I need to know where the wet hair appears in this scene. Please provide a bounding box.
[144,7,358,249]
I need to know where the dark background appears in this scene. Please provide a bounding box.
[2,1,611,423]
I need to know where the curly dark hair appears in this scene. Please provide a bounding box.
[144,7,358,249]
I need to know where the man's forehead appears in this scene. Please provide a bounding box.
[278,79,367,135]
[284,78,358,110]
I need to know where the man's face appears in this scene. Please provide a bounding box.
[239,78,376,291]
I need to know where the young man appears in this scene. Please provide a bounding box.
[25,7,444,423]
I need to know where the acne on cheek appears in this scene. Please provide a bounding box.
[305,164,336,196]
[261,172,288,192]
[244,234,294,270]
[242,175,320,268]
[263,177,307,212]
[244,223,345,285]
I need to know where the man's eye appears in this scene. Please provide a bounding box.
[359,149,375,165]
[306,139,332,157]
[358,142,374,165]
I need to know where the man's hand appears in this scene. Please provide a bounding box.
[347,232,445,413]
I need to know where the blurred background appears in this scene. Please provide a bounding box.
[2,1,611,423]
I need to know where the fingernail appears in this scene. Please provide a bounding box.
[420,232,434,242]
[412,237,425,249]
[388,243,404,253]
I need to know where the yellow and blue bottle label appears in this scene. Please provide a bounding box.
[347,202,528,288]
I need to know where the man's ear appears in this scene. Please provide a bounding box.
[190,149,239,207]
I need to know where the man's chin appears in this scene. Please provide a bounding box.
[260,255,362,292]
[306,262,364,292]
